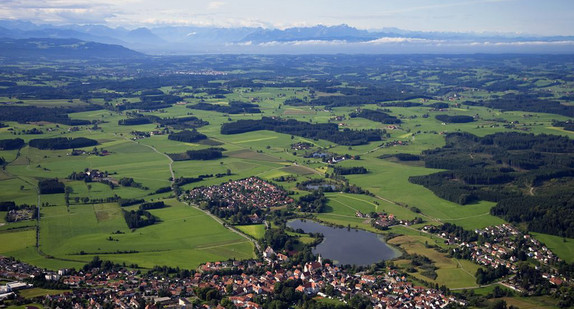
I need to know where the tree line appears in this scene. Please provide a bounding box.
[123,209,158,229]
[409,132,574,237]
[350,108,401,124]
[463,93,574,117]
[169,148,224,161]
[187,101,261,114]
[168,129,207,143]
[0,138,25,150]
[29,137,98,150]
[221,117,383,146]
[0,106,93,125]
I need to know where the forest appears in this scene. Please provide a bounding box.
[349,108,401,124]
[221,117,383,145]
[29,137,98,150]
[298,191,328,213]
[169,148,224,161]
[409,132,574,237]
[187,101,261,114]
[435,114,475,123]
[38,178,65,194]
[463,93,574,117]
[0,106,93,125]
[123,209,158,229]
[167,129,207,143]
[333,166,368,175]
[0,138,25,150]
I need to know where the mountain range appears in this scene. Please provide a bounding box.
[0,37,144,60]
[1,20,573,54]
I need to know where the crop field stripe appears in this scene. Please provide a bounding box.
[195,240,251,250]
[233,136,278,143]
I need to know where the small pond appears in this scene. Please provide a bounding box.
[287,219,400,266]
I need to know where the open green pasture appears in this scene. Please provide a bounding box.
[339,157,505,230]
[314,192,419,232]
[28,198,254,269]
[389,235,481,289]
[1,69,573,283]
[531,232,574,263]
[235,224,266,240]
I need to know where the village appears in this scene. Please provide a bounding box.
[188,177,294,211]
[0,251,458,309]
[422,223,571,292]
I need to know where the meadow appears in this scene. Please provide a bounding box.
[0,55,572,300]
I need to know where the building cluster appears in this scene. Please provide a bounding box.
[4,206,35,222]
[0,254,459,309]
[290,142,312,150]
[307,152,352,164]
[131,130,167,140]
[472,225,559,267]
[188,177,294,210]
[380,140,409,148]
[422,224,569,289]
[181,255,457,309]
[356,212,419,229]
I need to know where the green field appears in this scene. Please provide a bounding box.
[389,235,481,289]
[0,199,254,270]
[531,232,574,263]
[0,55,573,303]
[235,224,266,240]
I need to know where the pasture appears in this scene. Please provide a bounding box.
[388,235,481,289]
[0,62,572,291]
[235,224,266,240]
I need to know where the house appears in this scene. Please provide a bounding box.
[263,247,275,259]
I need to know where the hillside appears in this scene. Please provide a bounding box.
[0,38,145,60]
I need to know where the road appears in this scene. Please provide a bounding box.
[130,140,175,185]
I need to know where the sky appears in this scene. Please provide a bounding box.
[1,0,573,36]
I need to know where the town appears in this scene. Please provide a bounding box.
[0,253,458,309]
[422,224,572,293]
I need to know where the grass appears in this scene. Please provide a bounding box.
[235,224,266,240]
[388,235,481,289]
[27,198,254,269]
[4,303,44,309]
[18,287,72,298]
[0,72,573,297]
[495,296,559,309]
[314,296,346,306]
[0,228,36,256]
[531,232,574,263]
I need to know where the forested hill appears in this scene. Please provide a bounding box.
[0,38,145,60]
[409,132,574,238]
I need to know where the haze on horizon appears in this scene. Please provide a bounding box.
[1,0,573,36]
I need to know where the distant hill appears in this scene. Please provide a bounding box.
[0,20,573,54]
[0,38,145,60]
[240,24,380,43]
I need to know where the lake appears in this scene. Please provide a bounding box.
[287,219,400,266]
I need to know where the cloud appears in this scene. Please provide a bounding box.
[469,40,574,46]
[223,36,574,54]
[364,37,445,44]
[0,0,121,24]
[255,40,348,47]
[207,1,225,10]
[329,0,516,20]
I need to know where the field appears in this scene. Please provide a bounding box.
[388,235,481,289]
[18,288,72,298]
[0,54,573,302]
[235,224,266,240]
[530,232,574,263]
[0,199,254,270]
